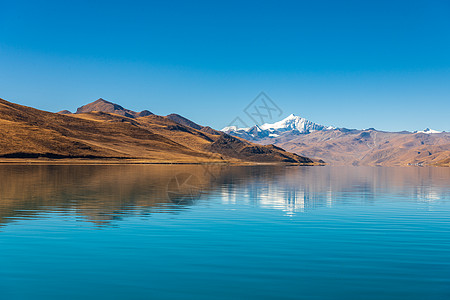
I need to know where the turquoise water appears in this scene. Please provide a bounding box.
[1,165,450,299]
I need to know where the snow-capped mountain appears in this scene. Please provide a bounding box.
[260,114,334,132]
[222,114,334,141]
[414,128,443,134]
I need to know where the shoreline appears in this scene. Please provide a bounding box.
[0,159,446,167]
[0,158,323,166]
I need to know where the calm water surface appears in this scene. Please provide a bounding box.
[1,165,450,299]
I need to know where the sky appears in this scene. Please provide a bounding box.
[1,0,449,131]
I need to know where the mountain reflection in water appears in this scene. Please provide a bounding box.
[1,165,449,227]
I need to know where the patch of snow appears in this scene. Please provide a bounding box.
[222,125,250,132]
[221,125,238,132]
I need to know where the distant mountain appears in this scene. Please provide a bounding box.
[268,128,450,166]
[222,114,449,166]
[222,114,333,141]
[75,98,153,118]
[414,128,443,134]
[0,97,314,164]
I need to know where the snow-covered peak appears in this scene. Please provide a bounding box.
[260,114,301,130]
[259,114,334,133]
[221,114,334,140]
[415,128,443,134]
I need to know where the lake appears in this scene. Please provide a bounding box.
[1,165,450,299]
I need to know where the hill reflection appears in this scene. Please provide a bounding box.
[0,165,449,226]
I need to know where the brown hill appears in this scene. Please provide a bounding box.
[75,98,153,118]
[57,110,72,114]
[258,129,450,166]
[0,98,313,164]
[166,113,203,130]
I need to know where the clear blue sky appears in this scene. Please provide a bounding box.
[1,0,449,131]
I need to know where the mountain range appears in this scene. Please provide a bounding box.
[223,114,450,167]
[2,97,448,166]
[0,98,314,164]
